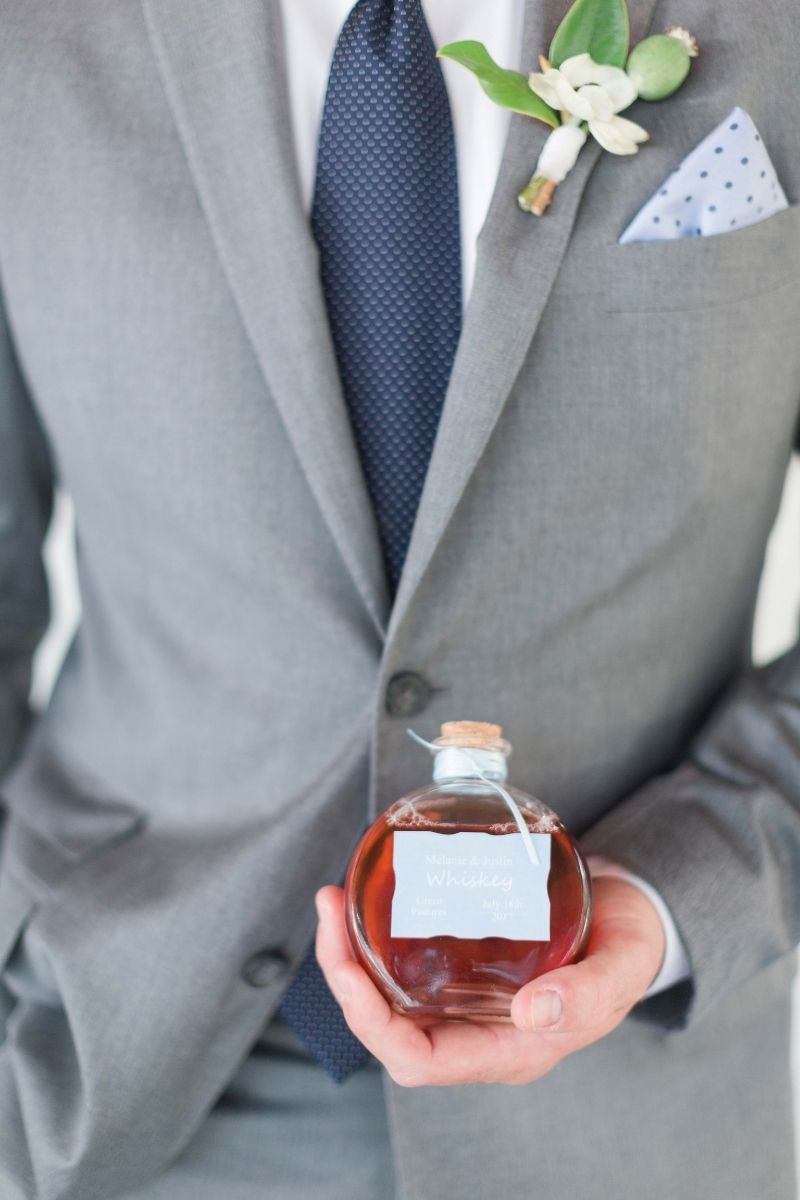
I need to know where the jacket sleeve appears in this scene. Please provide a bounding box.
[581,522,800,1028]
[0,283,54,787]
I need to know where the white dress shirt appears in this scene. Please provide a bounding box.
[277,0,691,999]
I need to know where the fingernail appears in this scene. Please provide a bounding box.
[531,989,562,1029]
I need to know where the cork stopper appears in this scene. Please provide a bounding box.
[433,721,511,755]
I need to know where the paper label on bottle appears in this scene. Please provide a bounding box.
[390,831,551,941]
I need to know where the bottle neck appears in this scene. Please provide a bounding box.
[432,746,509,784]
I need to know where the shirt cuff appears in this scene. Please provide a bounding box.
[586,855,692,998]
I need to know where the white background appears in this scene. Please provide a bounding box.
[32,459,800,1183]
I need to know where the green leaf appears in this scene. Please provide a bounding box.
[549,0,630,69]
[437,41,559,128]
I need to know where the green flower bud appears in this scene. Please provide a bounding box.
[626,33,693,101]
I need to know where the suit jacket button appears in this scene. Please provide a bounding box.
[241,950,290,989]
[385,671,432,717]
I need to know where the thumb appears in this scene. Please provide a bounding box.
[510,875,666,1034]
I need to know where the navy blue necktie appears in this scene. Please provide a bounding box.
[278,0,461,1083]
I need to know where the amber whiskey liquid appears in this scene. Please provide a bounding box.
[344,770,592,1023]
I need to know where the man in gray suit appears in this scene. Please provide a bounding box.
[0,0,798,1197]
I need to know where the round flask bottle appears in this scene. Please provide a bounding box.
[344,721,592,1022]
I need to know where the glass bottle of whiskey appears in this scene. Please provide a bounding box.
[344,720,592,1022]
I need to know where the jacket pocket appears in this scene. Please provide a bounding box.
[601,202,800,313]
[0,738,146,913]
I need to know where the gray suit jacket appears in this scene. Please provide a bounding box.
[0,0,798,1196]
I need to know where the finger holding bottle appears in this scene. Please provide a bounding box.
[316,875,665,1087]
[315,884,561,1087]
[510,873,666,1036]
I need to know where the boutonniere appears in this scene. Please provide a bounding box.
[438,0,698,215]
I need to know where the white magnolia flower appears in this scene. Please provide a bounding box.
[528,52,649,155]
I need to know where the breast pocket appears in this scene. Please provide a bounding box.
[545,194,800,525]
[601,202,800,314]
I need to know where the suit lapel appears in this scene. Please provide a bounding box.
[141,0,661,646]
[386,0,662,642]
[140,0,390,636]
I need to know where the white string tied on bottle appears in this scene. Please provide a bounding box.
[406,728,541,868]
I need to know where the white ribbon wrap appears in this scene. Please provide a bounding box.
[535,123,588,184]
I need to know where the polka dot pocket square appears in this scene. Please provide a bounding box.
[619,106,788,243]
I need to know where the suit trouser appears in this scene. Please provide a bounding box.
[117,1014,396,1200]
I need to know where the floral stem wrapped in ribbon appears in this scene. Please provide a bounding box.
[438,0,698,215]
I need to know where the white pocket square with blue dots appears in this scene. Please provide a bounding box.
[618,106,788,244]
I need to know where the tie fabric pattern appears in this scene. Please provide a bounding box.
[278,0,462,1083]
[311,0,462,594]
[276,938,372,1083]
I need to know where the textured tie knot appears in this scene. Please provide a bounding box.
[352,0,432,67]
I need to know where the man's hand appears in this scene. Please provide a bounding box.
[314,864,666,1087]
